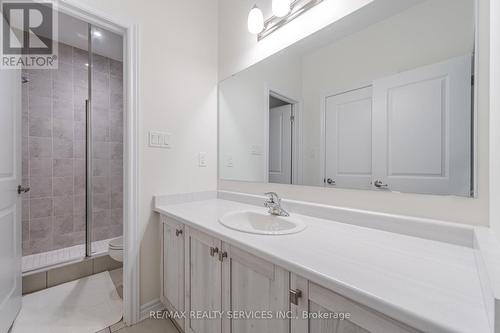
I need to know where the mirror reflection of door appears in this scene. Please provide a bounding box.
[372,55,471,196]
[324,87,373,190]
[269,96,293,184]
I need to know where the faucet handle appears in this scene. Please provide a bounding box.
[264,192,279,203]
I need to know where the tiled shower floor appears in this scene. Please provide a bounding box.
[22,238,115,274]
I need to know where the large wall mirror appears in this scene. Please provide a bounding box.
[219,0,476,197]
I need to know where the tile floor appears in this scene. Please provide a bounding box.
[12,271,122,333]
[97,318,179,333]
[22,238,114,274]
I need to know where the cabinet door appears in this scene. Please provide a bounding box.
[185,228,222,333]
[161,217,185,330]
[221,243,289,333]
[301,282,419,333]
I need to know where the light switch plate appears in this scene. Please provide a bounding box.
[198,152,207,167]
[149,131,171,148]
[251,145,263,155]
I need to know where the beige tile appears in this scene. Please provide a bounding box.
[107,268,123,299]
[93,256,123,274]
[22,271,47,295]
[96,328,111,333]
[47,260,93,287]
[115,318,178,333]
[109,320,126,332]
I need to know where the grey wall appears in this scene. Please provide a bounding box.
[22,42,123,255]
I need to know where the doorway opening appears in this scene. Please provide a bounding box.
[268,91,300,185]
[21,10,124,276]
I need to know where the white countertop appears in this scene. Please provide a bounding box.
[155,198,490,333]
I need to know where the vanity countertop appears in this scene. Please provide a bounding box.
[154,198,490,333]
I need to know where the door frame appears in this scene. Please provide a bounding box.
[58,0,141,325]
[319,83,372,187]
[264,86,303,185]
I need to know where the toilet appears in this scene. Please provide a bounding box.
[108,237,123,262]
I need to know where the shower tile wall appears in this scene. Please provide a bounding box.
[22,42,123,256]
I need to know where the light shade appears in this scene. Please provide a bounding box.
[272,0,291,17]
[247,5,264,34]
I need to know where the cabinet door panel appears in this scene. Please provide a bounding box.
[309,302,370,333]
[222,244,289,333]
[308,283,419,333]
[290,274,308,333]
[186,228,222,333]
[162,218,185,330]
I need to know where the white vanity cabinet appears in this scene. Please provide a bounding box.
[185,228,222,333]
[221,242,290,333]
[160,215,421,333]
[183,225,290,333]
[290,275,419,333]
[160,215,185,330]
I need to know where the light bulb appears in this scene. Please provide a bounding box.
[247,5,264,34]
[272,0,290,17]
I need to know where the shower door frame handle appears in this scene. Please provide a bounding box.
[85,23,94,258]
[85,98,93,257]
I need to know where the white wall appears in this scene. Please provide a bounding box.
[78,0,218,306]
[490,0,500,240]
[301,0,475,185]
[218,0,492,227]
[219,53,302,181]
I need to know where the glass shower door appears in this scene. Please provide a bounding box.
[88,25,124,256]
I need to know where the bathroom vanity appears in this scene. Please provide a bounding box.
[154,192,499,333]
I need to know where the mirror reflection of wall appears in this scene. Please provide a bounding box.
[219,0,475,197]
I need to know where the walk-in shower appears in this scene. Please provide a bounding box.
[21,11,124,273]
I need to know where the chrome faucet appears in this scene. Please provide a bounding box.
[264,192,290,217]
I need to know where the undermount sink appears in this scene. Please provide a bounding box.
[219,210,306,235]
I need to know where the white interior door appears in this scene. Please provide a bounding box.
[372,55,471,196]
[269,105,292,184]
[0,68,22,332]
[324,87,373,189]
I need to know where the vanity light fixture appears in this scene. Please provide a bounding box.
[92,30,102,38]
[248,0,324,40]
[248,5,265,34]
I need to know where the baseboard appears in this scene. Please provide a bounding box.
[139,298,165,321]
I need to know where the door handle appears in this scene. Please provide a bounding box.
[289,289,302,305]
[17,185,30,195]
[218,251,228,262]
[374,180,388,189]
[326,178,336,185]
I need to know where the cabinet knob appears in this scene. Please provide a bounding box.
[209,247,219,257]
[289,289,302,305]
[219,251,228,262]
[175,229,183,236]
